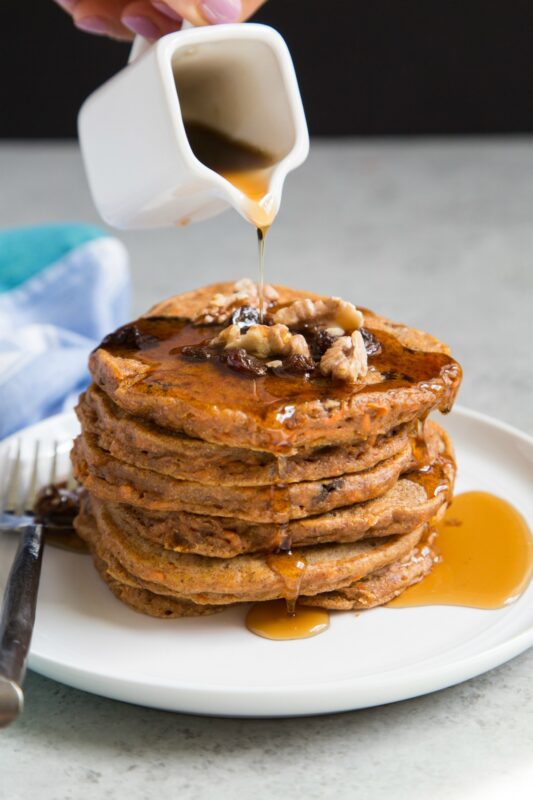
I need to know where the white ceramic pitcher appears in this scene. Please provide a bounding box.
[78,23,309,229]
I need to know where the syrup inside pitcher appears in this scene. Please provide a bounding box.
[172,35,297,227]
[183,121,277,230]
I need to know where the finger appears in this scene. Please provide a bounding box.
[147,0,266,27]
[121,0,182,39]
[156,1,210,26]
[73,0,134,39]
[160,1,240,26]
[150,1,183,23]
[239,0,267,21]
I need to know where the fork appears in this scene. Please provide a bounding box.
[0,439,62,728]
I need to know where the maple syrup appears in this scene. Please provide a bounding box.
[184,122,277,318]
[44,528,88,553]
[266,550,307,614]
[410,418,432,469]
[257,226,269,322]
[33,483,88,553]
[389,491,533,609]
[184,121,277,230]
[246,599,329,640]
[267,457,306,615]
[100,319,462,455]
[405,458,450,499]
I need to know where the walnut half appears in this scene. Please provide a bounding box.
[211,323,310,359]
[272,297,363,334]
[319,330,368,383]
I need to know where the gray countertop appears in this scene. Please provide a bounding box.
[1,139,533,799]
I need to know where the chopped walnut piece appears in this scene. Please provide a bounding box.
[272,298,315,328]
[272,297,363,333]
[233,278,257,295]
[323,398,341,410]
[319,330,368,383]
[193,278,279,325]
[288,334,311,357]
[262,284,280,302]
[211,323,311,359]
[233,278,279,303]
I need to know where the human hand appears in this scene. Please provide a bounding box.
[54,0,267,41]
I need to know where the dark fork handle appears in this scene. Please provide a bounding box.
[0,524,43,727]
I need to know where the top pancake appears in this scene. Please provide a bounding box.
[89,282,462,454]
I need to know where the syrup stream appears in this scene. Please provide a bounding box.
[183,121,276,321]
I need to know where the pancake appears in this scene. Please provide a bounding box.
[90,553,225,618]
[89,456,452,557]
[75,495,429,605]
[300,533,437,610]
[87,541,436,618]
[77,384,418,487]
[72,430,415,521]
[82,421,453,557]
[77,507,434,616]
[89,282,462,455]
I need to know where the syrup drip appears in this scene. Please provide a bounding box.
[389,491,533,608]
[246,600,329,641]
[264,454,307,616]
[410,418,432,469]
[405,458,450,499]
[266,550,307,616]
[251,454,323,640]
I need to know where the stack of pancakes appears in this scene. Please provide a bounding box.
[73,282,462,617]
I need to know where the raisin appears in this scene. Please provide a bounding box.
[323,478,344,493]
[360,327,382,356]
[180,345,212,362]
[99,324,159,351]
[279,354,316,376]
[306,328,336,360]
[223,349,267,376]
[231,305,260,331]
[317,478,344,502]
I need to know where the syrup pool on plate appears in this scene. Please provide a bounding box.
[246,600,329,641]
[389,491,533,609]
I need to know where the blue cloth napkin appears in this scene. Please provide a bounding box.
[0,224,130,439]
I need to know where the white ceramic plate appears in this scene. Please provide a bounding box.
[1,406,532,717]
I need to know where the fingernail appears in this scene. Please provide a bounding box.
[200,0,241,24]
[122,15,160,39]
[75,15,113,34]
[152,2,182,23]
